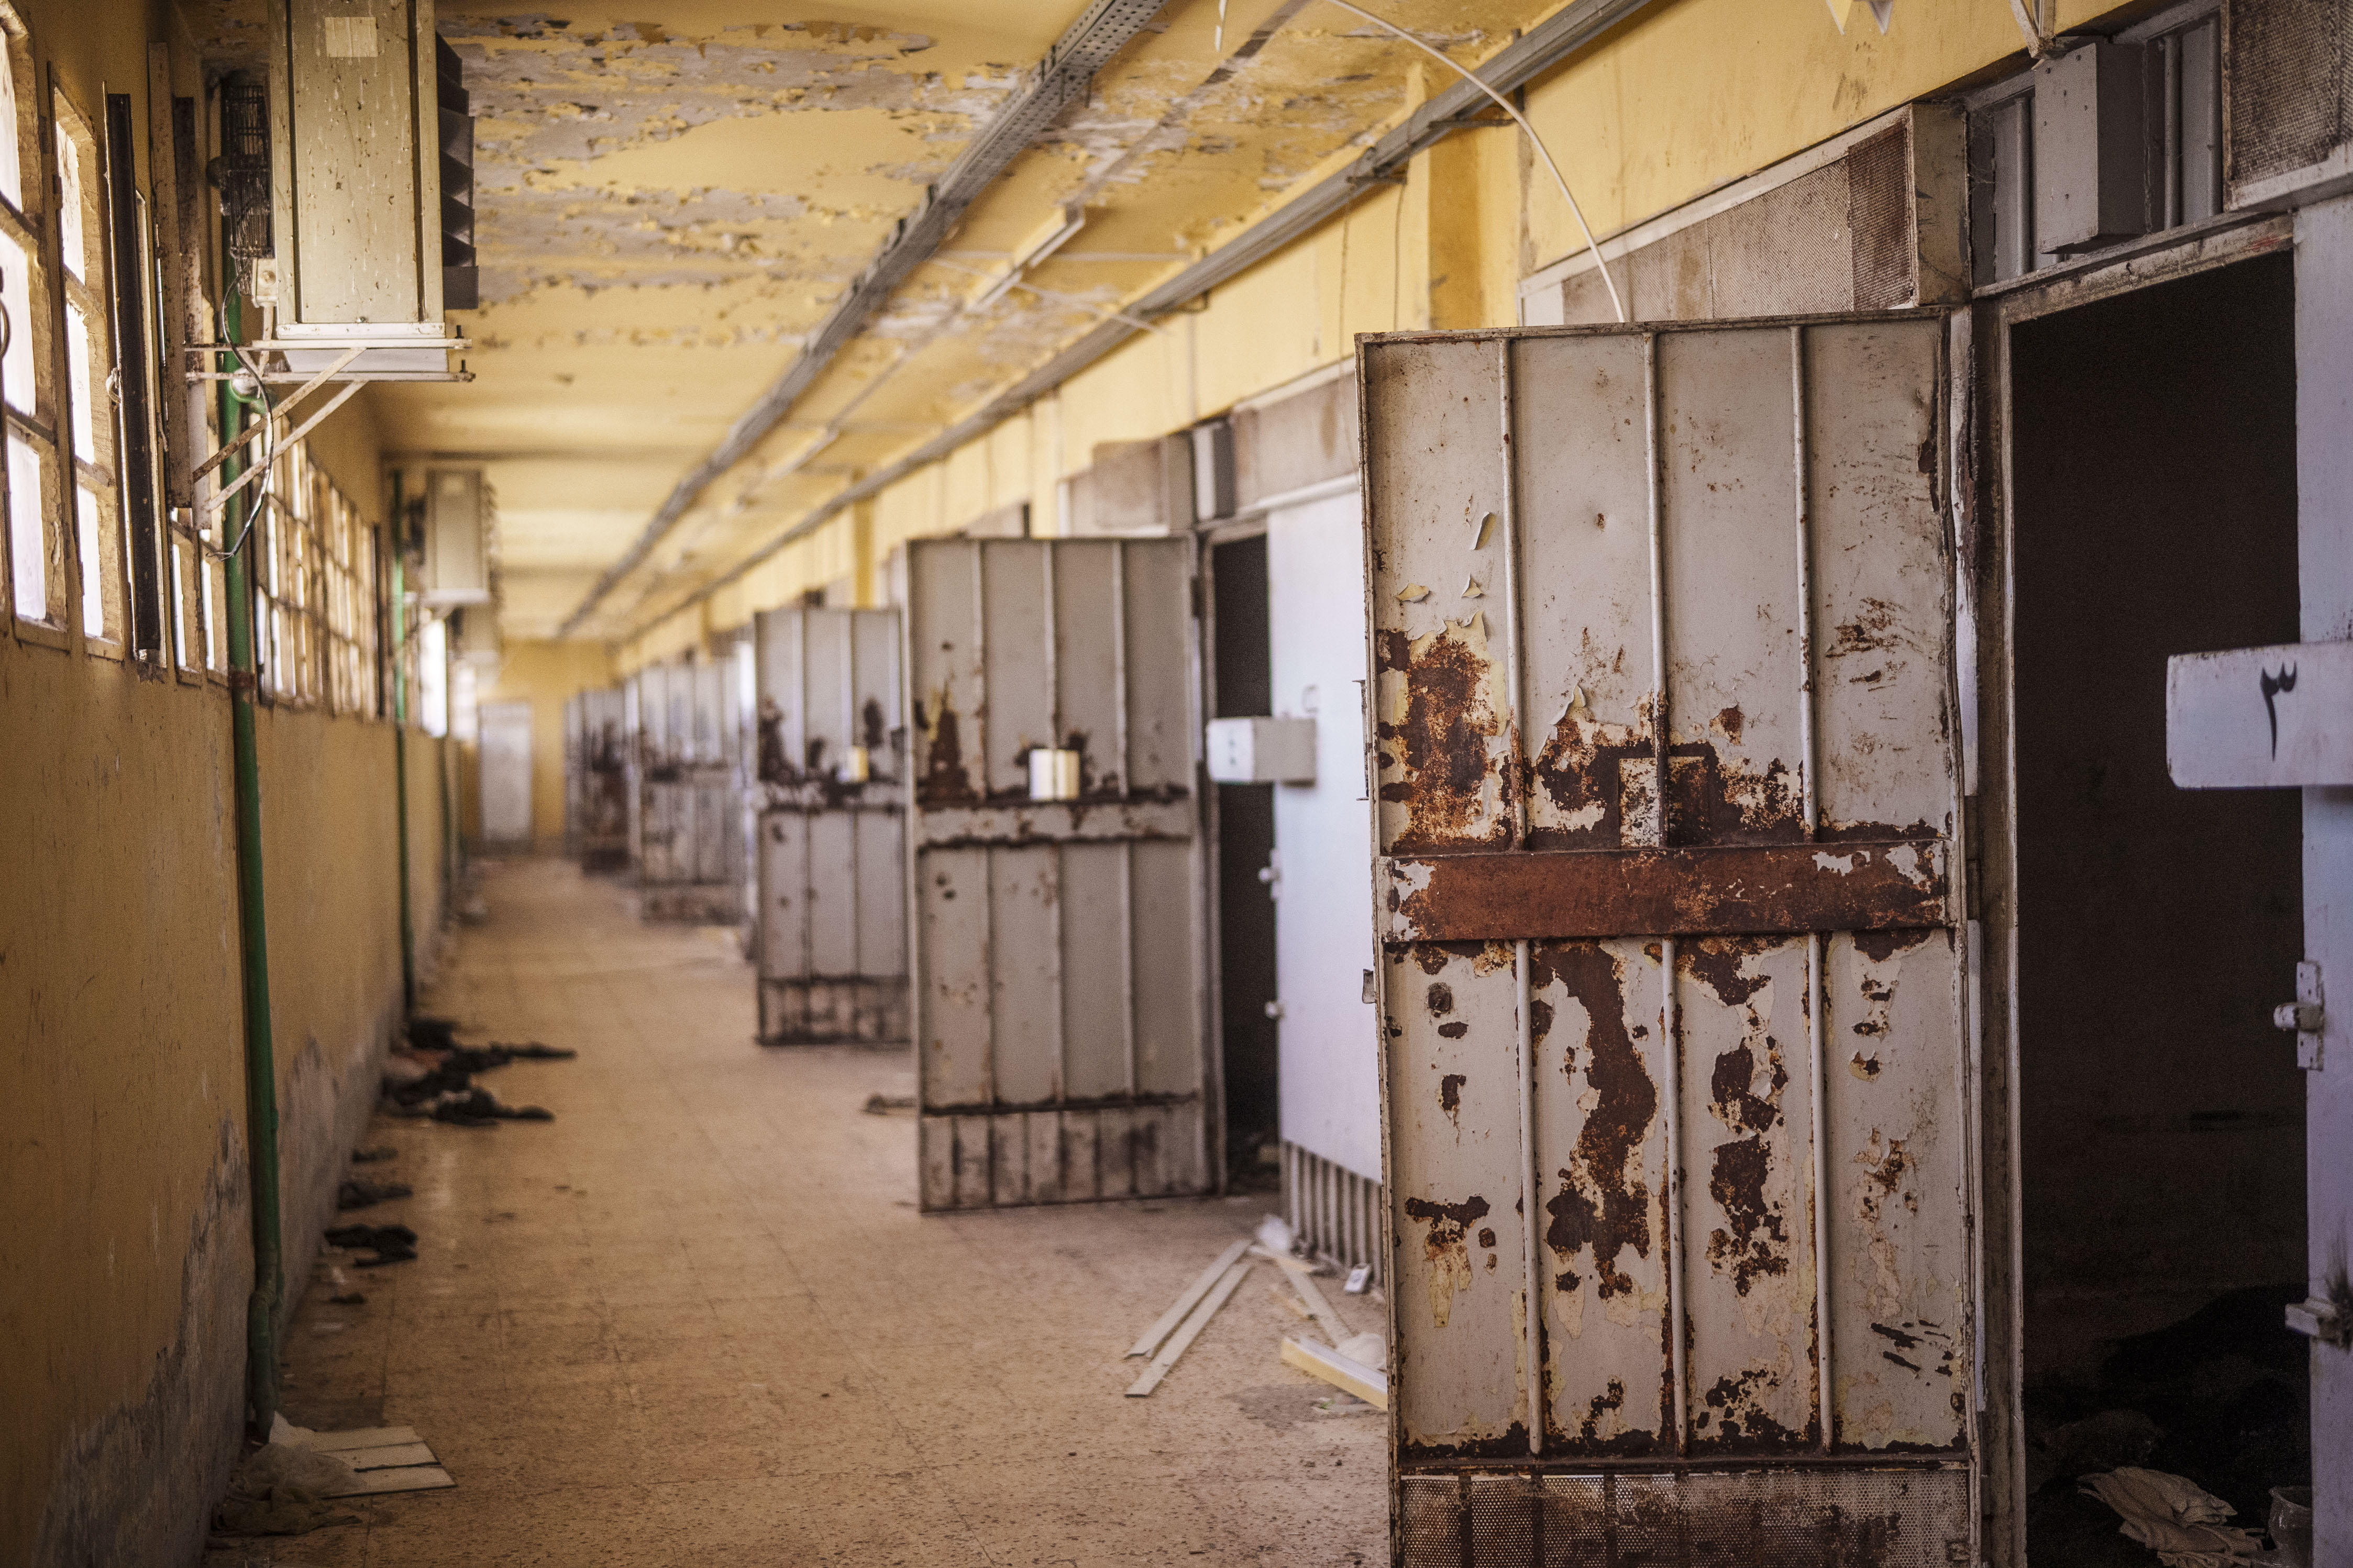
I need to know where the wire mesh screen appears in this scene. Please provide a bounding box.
[1397,1468,1970,1568]
[218,78,272,274]
[1846,124,1916,310]
[2225,0,2348,193]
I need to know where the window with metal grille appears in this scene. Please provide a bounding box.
[250,439,381,715]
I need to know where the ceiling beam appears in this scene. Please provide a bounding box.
[638,0,1659,635]
[555,0,1171,637]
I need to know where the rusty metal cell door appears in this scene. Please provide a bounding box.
[578,687,629,871]
[630,659,747,922]
[751,605,908,1044]
[908,537,1212,1209]
[1363,317,1971,1565]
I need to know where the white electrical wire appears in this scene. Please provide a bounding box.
[1318,0,1627,324]
[206,313,279,561]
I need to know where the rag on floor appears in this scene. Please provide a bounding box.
[326,1221,417,1266]
[337,1175,413,1210]
[2079,1467,2261,1568]
[211,1441,360,1536]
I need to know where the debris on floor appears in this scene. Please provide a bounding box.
[351,1146,399,1164]
[2268,1487,2313,1568]
[1282,1336,1388,1410]
[1127,1253,1253,1397]
[325,1223,417,1268]
[1128,1239,1252,1361]
[210,1440,363,1538]
[383,1015,572,1126]
[336,1176,413,1211]
[273,1415,455,1497]
[861,1093,915,1115]
[2079,1467,2259,1567]
[1256,1239,1352,1347]
[2026,1283,2311,1565]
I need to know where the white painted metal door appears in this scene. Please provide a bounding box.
[631,661,747,921]
[577,687,629,869]
[478,700,533,847]
[1266,488,1380,1180]
[1363,318,1972,1564]
[752,606,907,1044]
[908,537,1211,1210]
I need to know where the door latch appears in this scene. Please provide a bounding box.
[2273,961,2324,1070]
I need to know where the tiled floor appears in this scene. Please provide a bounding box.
[209,857,1385,1566]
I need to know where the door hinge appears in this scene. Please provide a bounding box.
[2273,960,2324,1070]
[2285,1294,2349,1349]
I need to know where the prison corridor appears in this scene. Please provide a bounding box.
[213,859,1385,1567]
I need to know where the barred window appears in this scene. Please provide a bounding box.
[249,438,380,715]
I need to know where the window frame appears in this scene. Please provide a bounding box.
[50,84,128,657]
[0,8,64,649]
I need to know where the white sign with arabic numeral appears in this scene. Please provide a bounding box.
[2168,640,2353,788]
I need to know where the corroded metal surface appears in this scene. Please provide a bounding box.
[570,687,630,869]
[1396,1464,1971,1567]
[627,659,746,917]
[752,606,908,1044]
[1364,317,1970,1559]
[907,538,1210,1210]
[1382,841,1948,941]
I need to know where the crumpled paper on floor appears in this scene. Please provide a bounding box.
[2079,1466,2260,1568]
[211,1435,362,1537]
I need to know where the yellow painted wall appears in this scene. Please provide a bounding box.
[0,642,249,1564]
[1,3,448,1554]
[471,639,617,852]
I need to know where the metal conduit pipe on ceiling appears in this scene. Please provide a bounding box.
[634,0,1659,641]
[555,0,1173,638]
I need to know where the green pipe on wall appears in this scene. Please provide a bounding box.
[392,474,415,1011]
[218,293,283,1433]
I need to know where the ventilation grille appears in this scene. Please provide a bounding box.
[1398,1466,1971,1568]
[217,77,271,283]
[2225,0,2349,195]
[436,35,478,310]
[1283,1140,1383,1284]
[1847,125,1915,309]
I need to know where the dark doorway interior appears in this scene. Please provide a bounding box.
[1211,531,1279,1186]
[2011,251,2308,1561]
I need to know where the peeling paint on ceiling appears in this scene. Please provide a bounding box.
[192,1,1564,640]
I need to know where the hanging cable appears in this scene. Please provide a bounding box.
[206,313,279,561]
[1317,0,1628,324]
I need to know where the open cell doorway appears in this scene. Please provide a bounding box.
[1209,530,1280,1189]
[2009,250,2310,1562]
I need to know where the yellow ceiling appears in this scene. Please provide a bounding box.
[199,1,1570,640]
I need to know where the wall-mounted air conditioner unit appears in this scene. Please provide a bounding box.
[263,0,476,376]
[419,466,492,606]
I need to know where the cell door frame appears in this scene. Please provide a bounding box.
[1967,211,2297,1568]
[1200,512,1272,1185]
